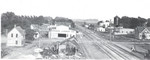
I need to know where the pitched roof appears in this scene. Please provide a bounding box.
[59,36,80,49]
[135,27,150,33]
[15,26,25,36]
[8,26,25,36]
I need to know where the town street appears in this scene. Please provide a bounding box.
[76,24,142,60]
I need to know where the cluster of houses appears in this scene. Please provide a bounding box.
[39,36,82,59]
[96,19,150,40]
[96,20,112,32]
[6,23,77,46]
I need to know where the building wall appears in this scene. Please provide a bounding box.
[114,28,134,35]
[49,30,76,39]
[97,27,105,32]
[7,28,24,46]
[138,31,150,39]
[135,31,139,39]
[99,22,110,28]
[48,25,76,39]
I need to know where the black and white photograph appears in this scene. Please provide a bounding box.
[1,0,150,60]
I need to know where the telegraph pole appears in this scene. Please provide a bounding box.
[110,29,112,41]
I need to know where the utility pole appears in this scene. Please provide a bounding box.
[38,25,40,48]
[110,30,111,41]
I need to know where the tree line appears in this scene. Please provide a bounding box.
[1,12,75,35]
[116,16,150,28]
[97,16,150,29]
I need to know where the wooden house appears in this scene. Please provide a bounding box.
[135,27,150,40]
[7,25,25,46]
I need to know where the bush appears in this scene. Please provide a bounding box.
[25,29,36,41]
[1,49,9,58]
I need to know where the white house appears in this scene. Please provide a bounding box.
[48,25,76,39]
[84,24,89,28]
[114,28,134,35]
[7,25,25,46]
[97,27,106,32]
[99,21,110,28]
[135,27,150,40]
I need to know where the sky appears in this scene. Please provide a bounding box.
[0,0,150,20]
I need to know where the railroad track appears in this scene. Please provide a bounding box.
[85,33,130,60]
[93,43,117,60]
[109,43,142,59]
[76,36,92,58]
[76,25,139,60]
[90,30,141,60]
[89,31,141,60]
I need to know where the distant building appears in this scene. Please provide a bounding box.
[7,25,25,46]
[48,25,76,39]
[135,27,150,39]
[98,20,111,28]
[97,27,106,32]
[114,16,120,27]
[114,27,134,35]
[30,24,50,37]
[84,24,89,28]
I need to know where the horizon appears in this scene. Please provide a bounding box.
[1,0,150,20]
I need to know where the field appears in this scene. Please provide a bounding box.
[1,37,59,59]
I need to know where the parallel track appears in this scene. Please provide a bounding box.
[76,25,140,60]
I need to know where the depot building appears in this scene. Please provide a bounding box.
[48,25,76,39]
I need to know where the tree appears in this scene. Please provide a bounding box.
[25,29,36,41]
[1,12,16,34]
[54,17,75,28]
[119,16,147,28]
[147,18,150,27]
[97,21,103,25]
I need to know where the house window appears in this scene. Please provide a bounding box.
[140,35,142,37]
[16,41,18,44]
[16,34,18,38]
[11,33,13,37]
[122,31,123,33]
